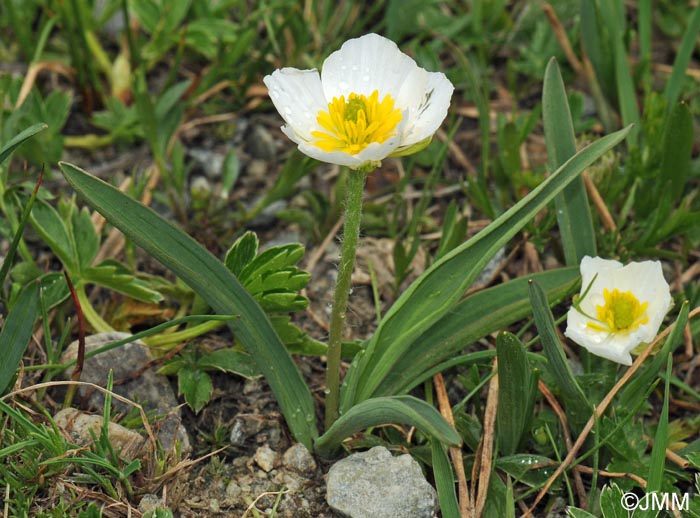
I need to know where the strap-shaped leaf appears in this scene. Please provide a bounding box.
[529,280,590,428]
[373,267,578,397]
[431,440,461,518]
[314,395,461,457]
[647,302,688,493]
[664,2,700,108]
[58,161,318,448]
[543,58,597,265]
[0,283,39,394]
[496,332,532,456]
[342,126,631,410]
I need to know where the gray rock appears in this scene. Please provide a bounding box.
[189,148,225,179]
[54,408,145,460]
[282,443,317,474]
[246,158,268,181]
[230,415,264,446]
[247,124,277,160]
[326,446,437,518]
[138,493,165,514]
[59,332,191,454]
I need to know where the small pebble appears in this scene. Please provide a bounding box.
[254,445,278,472]
[282,443,317,474]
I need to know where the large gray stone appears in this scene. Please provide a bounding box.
[326,446,437,518]
[59,332,190,454]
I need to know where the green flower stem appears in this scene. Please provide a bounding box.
[142,319,225,347]
[75,283,114,333]
[325,168,366,430]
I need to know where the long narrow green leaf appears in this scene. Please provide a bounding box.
[314,395,460,457]
[596,0,640,146]
[647,354,672,494]
[529,280,590,429]
[0,123,48,166]
[660,101,693,202]
[58,161,318,449]
[647,302,688,493]
[0,283,39,394]
[342,125,631,410]
[431,440,460,518]
[638,0,652,95]
[618,302,688,411]
[664,2,700,108]
[543,58,596,265]
[496,332,531,456]
[0,171,43,288]
[373,268,578,397]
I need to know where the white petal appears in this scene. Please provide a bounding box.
[263,68,327,142]
[565,256,672,366]
[296,143,363,168]
[564,309,634,365]
[321,33,419,101]
[398,71,454,146]
[580,256,621,288]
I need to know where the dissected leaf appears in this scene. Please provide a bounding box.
[82,261,163,303]
[225,231,258,277]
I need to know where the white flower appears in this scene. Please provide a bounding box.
[564,256,672,366]
[263,33,454,170]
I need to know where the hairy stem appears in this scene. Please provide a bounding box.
[325,169,366,429]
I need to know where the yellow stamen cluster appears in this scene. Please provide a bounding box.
[587,288,649,333]
[312,90,402,154]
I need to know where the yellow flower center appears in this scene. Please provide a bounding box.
[587,288,649,333]
[311,90,402,154]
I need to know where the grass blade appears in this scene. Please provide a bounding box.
[0,283,39,394]
[0,123,48,166]
[314,395,461,457]
[543,58,596,265]
[342,125,631,410]
[58,161,318,449]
